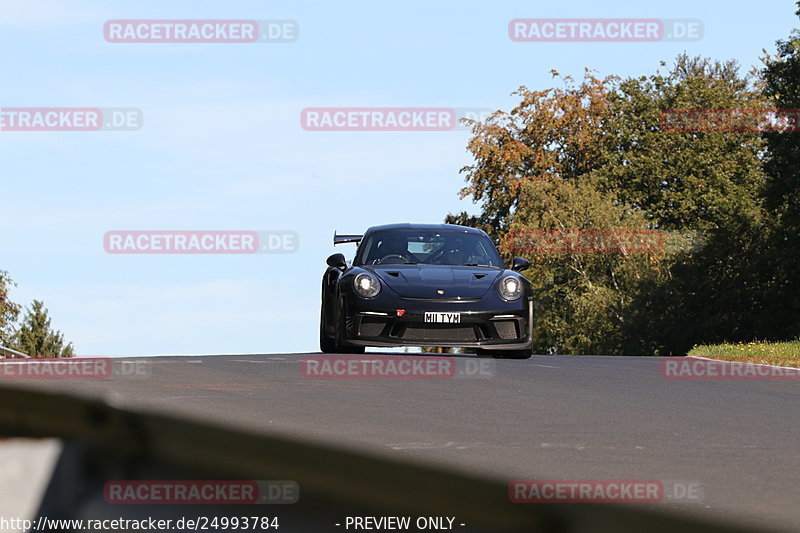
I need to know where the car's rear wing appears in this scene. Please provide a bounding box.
[333,231,363,245]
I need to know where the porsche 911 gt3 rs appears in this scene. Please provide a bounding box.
[319,224,533,358]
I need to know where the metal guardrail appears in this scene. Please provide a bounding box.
[0,385,766,533]
[0,344,30,358]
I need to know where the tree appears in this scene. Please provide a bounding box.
[758,1,800,339]
[12,300,74,358]
[500,177,668,354]
[601,56,769,355]
[449,55,768,355]
[447,70,614,237]
[0,270,21,347]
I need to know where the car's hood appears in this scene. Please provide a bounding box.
[371,265,504,299]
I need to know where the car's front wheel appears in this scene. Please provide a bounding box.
[319,315,336,353]
[333,298,365,354]
[319,282,337,353]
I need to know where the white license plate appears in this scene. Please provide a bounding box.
[424,312,461,324]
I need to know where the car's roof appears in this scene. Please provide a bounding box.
[364,223,488,236]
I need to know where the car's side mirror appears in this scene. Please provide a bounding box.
[327,253,347,268]
[510,257,530,272]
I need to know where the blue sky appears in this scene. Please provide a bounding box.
[1,0,796,355]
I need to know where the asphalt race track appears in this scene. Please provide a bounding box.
[6,353,800,532]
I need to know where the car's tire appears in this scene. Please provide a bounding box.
[334,298,365,354]
[320,285,337,353]
[320,317,336,353]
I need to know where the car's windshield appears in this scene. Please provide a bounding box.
[354,229,503,267]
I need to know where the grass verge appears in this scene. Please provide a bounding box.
[687,341,800,368]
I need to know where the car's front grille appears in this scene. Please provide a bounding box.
[399,297,481,303]
[357,316,387,337]
[400,324,478,342]
[494,320,519,340]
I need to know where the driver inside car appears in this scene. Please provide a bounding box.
[372,234,413,264]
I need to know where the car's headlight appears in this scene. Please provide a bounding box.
[353,272,381,298]
[498,275,523,301]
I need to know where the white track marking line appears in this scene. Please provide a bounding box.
[231,359,294,363]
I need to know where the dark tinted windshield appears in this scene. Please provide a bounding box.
[354,229,503,267]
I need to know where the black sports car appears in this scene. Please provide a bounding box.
[320,223,533,358]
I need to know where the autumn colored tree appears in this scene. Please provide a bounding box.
[449,55,769,355]
[448,70,614,236]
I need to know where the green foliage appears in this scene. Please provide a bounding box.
[605,55,770,354]
[0,270,21,347]
[500,177,667,354]
[421,347,455,354]
[758,4,800,337]
[11,300,74,358]
[596,55,767,232]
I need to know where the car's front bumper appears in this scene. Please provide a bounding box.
[341,296,534,350]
